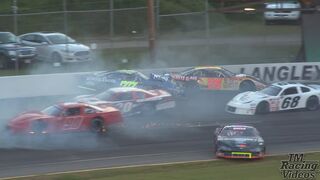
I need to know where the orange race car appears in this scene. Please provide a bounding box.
[166,66,267,92]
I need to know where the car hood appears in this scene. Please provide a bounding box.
[232,91,269,103]
[217,137,263,147]
[10,112,51,125]
[0,43,35,50]
[51,44,89,52]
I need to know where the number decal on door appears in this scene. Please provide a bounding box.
[116,102,133,113]
[281,96,301,109]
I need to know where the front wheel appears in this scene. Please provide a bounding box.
[51,53,62,67]
[255,102,269,115]
[306,96,319,111]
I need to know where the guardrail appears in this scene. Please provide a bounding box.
[1,62,319,99]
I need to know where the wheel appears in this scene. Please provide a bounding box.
[264,20,273,25]
[0,54,8,69]
[30,120,48,134]
[255,101,269,115]
[141,104,155,116]
[306,96,319,111]
[51,53,62,67]
[239,81,256,92]
[90,118,107,136]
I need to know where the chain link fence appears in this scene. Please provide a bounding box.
[0,0,212,42]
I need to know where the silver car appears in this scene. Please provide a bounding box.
[264,1,301,24]
[19,32,91,65]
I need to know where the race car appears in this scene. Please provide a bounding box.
[7,102,122,135]
[157,66,266,92]
[79,70,183,96]
[214,125,265,159]
[75,87,176,117]
[226,82,320,115]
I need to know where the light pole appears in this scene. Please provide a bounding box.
[147,0,156,63]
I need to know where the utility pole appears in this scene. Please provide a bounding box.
[147,0,156,63]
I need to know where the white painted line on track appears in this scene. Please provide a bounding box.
[2,150,320,180]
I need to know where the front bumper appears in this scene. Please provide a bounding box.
[264,12,300,21]
[216,151,265,159]
[226,101,256,115]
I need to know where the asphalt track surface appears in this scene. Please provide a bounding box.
[0,92,320,178]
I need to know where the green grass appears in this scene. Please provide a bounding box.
[12,153,320,180]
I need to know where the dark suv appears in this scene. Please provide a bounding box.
[0,32,36,69]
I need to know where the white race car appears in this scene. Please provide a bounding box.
[226,82,320,115]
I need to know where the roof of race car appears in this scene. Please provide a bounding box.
[272,82,304,88]
[194,66,222,70]
[108,87,149,93]
[223,125,255,129]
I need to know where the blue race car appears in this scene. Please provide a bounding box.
[79,70,183,96]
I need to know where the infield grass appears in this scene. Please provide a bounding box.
[12,153,320,180]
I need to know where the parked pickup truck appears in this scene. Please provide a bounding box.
[0,32,36,69]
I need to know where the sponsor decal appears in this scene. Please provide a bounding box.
[279,153,319,180]
[239,65,320,82]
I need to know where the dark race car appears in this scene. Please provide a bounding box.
[214,125,265,159]
[75,87,175,117]
[7,102,122,136]
[79,70,183,96]
[156,66,266,92]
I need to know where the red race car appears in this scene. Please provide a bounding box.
[7,102,122,135]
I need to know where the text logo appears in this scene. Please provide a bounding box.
[280,153,319,179]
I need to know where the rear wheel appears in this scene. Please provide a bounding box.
[306,96,319,111]
[0,54,8,69]
[255,101,269,115]
[90,118,107,136]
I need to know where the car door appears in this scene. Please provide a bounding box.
[201,69,226,90]
[33,35,51,61]
[279,87,303,111]
[61,107,84,131]
[112,92,135,114]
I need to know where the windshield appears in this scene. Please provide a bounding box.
[220,67,235,77]
[0,32,18,44]
[46,34,76,44]
[95,90,114,101]
[260,85,282,96]
[220,127,258,137]
[41,105,62,116]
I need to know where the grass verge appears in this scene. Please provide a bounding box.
[11,152,320,180]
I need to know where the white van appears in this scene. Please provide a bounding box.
[264,1,301,24]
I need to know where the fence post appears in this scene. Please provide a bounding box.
[63,0,68,35]
[205,0,210,37]
[147,0,156,63]
[12,0,19,72]
[109,0,114,39]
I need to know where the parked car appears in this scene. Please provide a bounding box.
[19,32,91,65]
[264,1,301,24]
[0,32,36,69]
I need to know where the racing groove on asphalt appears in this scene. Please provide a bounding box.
[0,92,320,178]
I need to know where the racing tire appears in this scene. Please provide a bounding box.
[306,96,319,111]
[90,118,107,136]
[239,81,256,92]
[0,54,8,69]
[255,101,270,115]
[51,52,62,67]
[31,120,48,134]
